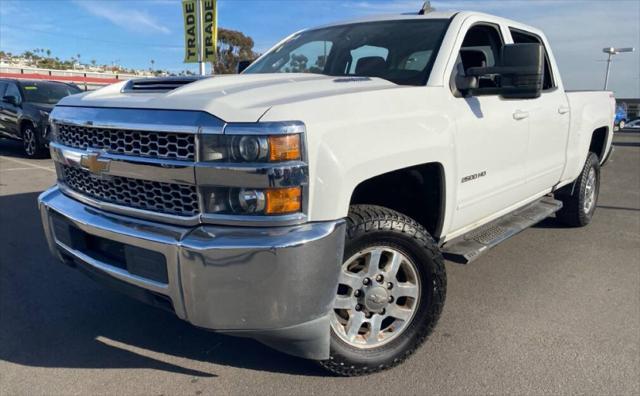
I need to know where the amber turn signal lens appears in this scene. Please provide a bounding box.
[265,187,302,214]
[269,134,301,161]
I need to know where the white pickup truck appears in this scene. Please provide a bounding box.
[39,11,614,376]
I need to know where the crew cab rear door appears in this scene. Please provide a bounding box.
[447,21,532,231]
[508,28,570,194]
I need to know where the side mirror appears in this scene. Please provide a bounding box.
[237,60,252,74]
[2,95,18,106]
[467,43,544,99]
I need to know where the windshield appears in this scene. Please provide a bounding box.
[20,82,81,104]
[244,19,450,86]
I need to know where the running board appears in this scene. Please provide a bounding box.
[442,197,562,264]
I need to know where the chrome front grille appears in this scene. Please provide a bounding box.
[56,124,196,161]
[49,107,307,226]
[60,165,199,217]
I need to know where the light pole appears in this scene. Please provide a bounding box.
[602,47,635,90]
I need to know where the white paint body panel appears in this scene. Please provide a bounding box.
[56,11,615,241]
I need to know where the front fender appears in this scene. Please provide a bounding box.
[260,87,457,231]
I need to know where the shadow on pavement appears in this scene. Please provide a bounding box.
[612,142,640,147]
[531,216,563,229]
[0,139,30,158]
[0,191,325,378]
[597,205,640,212]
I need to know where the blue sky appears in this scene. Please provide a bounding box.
[1,0,639,97]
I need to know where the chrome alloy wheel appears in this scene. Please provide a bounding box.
[330,246,420,349]
[23,127,36,156]
[583,167,597,214]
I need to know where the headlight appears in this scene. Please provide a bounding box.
[39,110,50,119]
[200,134,301,162]
[203,186,301,215]
[199,121,306,218]
[233,135,269,161]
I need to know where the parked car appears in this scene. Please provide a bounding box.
[38,11,615,376]
[0,79,82,157]
[615,104,628,129]
[623,118,640,129]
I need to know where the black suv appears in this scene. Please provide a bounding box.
[0,79,81,158]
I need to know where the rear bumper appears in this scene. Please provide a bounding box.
[38,186,345,359]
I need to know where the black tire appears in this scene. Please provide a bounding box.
[555,152,600,227]
[320,205,446,376]
[22,123,48,159]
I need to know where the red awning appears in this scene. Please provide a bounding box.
[0,72,120,84]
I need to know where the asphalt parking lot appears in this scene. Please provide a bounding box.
[1,133,639,395]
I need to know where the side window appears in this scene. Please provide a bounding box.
[510,28,555,90]
[5,83,22,104]
[278,40,333,73]
[456,24,504,90]
[348,45,389,75]
[0,82,7,98]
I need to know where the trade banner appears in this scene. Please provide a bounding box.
[202,0,217,62]
[182,0,198,63]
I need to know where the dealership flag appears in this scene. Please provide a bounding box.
[202,0,218,62]
[182,0,198,63]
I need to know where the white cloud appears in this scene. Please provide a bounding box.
[74,0,171,35]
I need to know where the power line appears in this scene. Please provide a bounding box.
[0,23,183,49]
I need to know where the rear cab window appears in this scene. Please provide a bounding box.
[509,28,556,91]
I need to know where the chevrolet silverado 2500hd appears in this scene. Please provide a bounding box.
[38,11,615,376]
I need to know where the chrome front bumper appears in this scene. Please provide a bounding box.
[38,186,345,359]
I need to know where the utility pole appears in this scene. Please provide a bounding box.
[602,47,635,90]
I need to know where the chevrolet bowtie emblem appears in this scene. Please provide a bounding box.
[80,152,111,176]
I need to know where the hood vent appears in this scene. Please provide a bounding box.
[122,76,210,93]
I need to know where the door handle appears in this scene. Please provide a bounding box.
[558,106,570,114]
[513,110,529,120]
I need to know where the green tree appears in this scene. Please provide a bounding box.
[288,54,309,73]
[213,28,258,74]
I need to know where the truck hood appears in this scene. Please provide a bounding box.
[58,74,402,122]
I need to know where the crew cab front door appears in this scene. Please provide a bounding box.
[448,22,531,232]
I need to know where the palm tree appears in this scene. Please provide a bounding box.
[150,59,155,71]
[46,49,51,57]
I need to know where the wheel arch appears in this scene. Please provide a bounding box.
[19,118,36,137]
[589,126,609,161]
[348,162,446,239]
